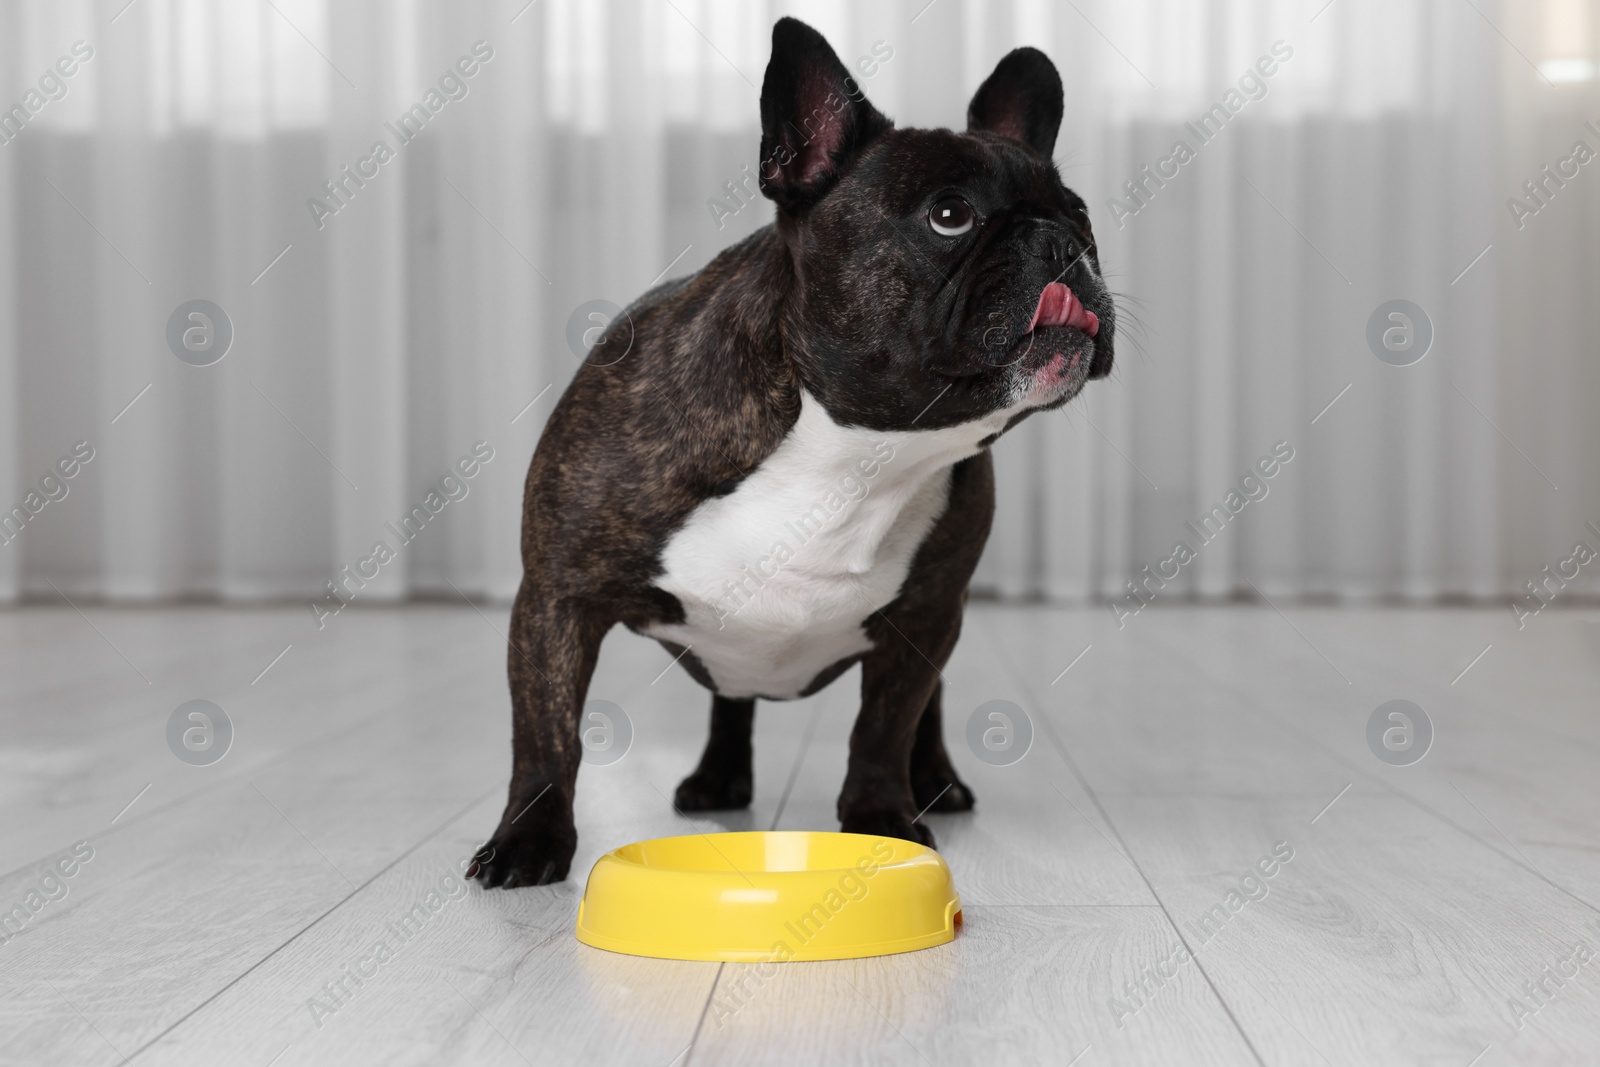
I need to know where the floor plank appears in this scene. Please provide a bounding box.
[1101,792,1600,1066]
[691,905,1256,1067]
[1,603,1596,1065]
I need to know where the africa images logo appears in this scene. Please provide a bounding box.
[0,842,95,948]
[306,42,495,230]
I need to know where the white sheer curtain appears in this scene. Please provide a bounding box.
[0,0,1595,607]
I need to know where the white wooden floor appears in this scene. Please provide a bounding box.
[1,602,1598,1066]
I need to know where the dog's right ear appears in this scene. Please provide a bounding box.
[758,18,891,214]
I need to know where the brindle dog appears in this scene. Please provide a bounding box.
[470,17,1112,887]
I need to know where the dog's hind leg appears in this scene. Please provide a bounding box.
[674,695,755,811]
[911,682,976,813]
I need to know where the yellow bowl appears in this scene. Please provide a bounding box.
[575,831,961,962]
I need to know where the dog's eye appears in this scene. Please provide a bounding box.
[929,197,974,237]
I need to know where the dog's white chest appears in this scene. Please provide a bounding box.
[643,393,1007,699]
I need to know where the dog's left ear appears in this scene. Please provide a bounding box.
[967,47,1064,159]
[759,18,892,213]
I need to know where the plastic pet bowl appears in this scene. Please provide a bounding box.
[575,830,961,962]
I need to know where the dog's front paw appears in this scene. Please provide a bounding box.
[674,768,753,811]
[840,810,935,848]
[467,819,577,889]
[913,769,975,813]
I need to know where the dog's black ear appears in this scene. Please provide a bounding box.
[967,47,1064,159]
[758,18,891,213]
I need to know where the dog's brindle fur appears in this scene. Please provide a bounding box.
[470,19,1113,887]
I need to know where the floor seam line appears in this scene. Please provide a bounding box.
[1049,723,1272,1067]
[680,696,825,1063]
[121,784,498,1062]
[681,962,725,1067]
[1148,626,1600,918]
[986,626,1271,1067]
[0,663,483,886]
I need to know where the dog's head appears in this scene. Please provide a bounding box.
[759,18,1113,433]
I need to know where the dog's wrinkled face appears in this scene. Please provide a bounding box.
[795,129,1114,430]
[759,20,1114,432]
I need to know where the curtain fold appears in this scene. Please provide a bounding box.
[1,0,1595,608]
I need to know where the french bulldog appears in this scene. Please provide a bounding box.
[470,17,1112,887]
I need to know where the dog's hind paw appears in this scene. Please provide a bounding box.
[674,768,753,812]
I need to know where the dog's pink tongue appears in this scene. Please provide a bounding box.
[1028,281,1099,337]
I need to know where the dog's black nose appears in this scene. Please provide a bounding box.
[1024,224,1064,262]
[1021,218,1091,266]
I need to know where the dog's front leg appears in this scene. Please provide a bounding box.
[470,576,608,887]
[837,604,962,848]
